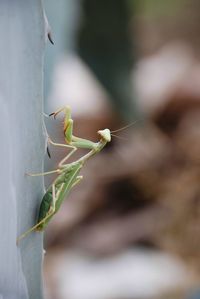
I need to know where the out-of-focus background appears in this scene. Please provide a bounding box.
[43,1,200,298]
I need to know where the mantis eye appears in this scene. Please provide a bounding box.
[98,129,111,142]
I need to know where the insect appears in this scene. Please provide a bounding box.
[17,106,111,243]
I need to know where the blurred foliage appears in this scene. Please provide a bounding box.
[43,1,200,298]
[132,0,186,17]
[77,0,139,121]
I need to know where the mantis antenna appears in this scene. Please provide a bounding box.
[111,120,139,133]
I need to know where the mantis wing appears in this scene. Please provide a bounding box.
[36,161,82,231]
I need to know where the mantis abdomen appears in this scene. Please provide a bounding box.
[36,190,54,231]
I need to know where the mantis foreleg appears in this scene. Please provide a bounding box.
[49,106,97,150]
[48,137,74,149]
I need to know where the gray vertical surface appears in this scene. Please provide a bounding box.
[44,0,80,101]
[0,1,45,299]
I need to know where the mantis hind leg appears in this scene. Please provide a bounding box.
[26,169,60,177]
[71,175,83,188]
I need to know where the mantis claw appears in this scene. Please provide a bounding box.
[43,112,49,118]
[47,32,54,45]
[47,146,51,158]
[25,172,31,176]
[49,107,67,119]
[49,112,57,119]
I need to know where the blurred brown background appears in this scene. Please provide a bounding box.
[43,1,200,298]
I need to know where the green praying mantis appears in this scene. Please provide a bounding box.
[17,106,112,243]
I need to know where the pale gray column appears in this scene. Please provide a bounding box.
[0,1,46,298]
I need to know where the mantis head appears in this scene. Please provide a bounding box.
[98,128,111,142]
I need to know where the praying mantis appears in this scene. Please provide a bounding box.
[17,106,111,243]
